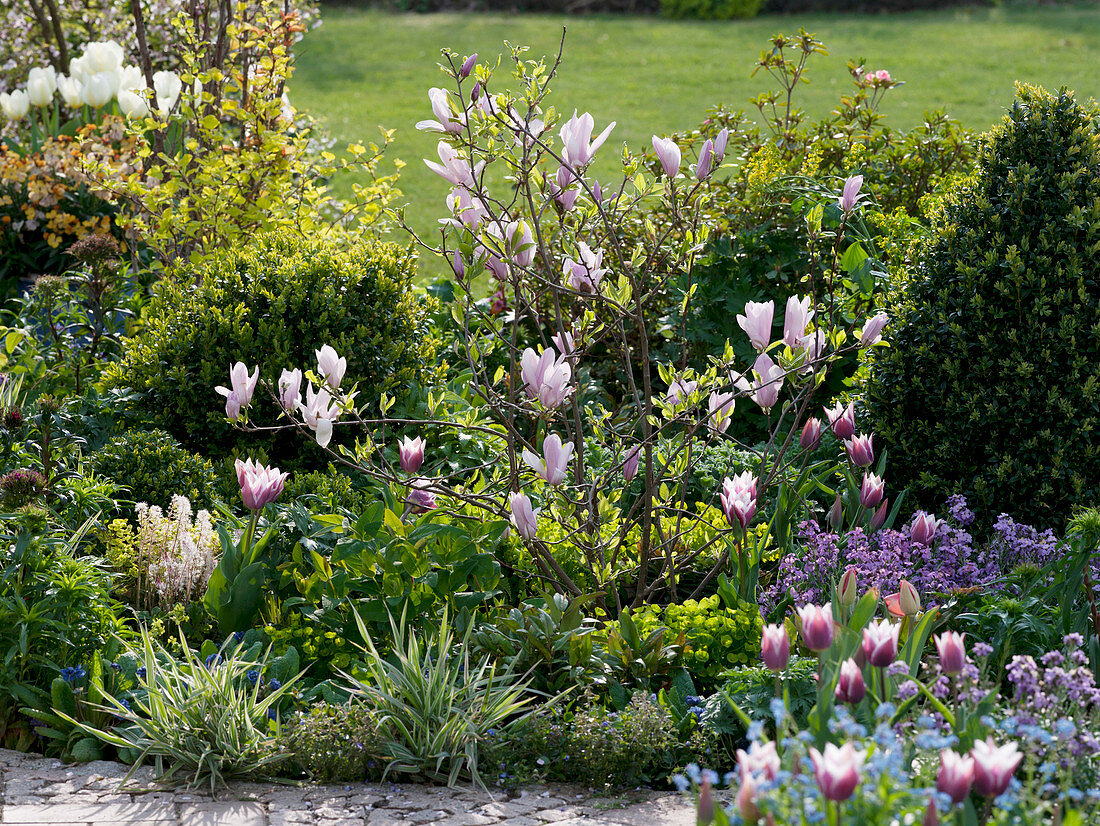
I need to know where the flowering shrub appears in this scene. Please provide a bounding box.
[133,495,219,612]
[280,702,385,783]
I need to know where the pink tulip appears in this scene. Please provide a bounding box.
[737,300,774,351]
[522,434,574,486]
[315,345,346,391]
[623,446,641,483]
[835,658,866,704]
[845,433,875,467]
[651,136,681,178]
[899,579,921,615]
[235,458,287,511]
[809,742,864,802]
[936,749,974,803]
[860,312,889,347]
[859,472,885,508]
[910,511,941,545]
[399,435,425,474]
[508,491,538,540]
[825,401,856,441]
[708,391,735,435]
[797,602,834,652]
[838,567,858,607]
[695,138,714,180]
[782,295,813,347]
[277,368,302,413]
[838,174,865,214]
[971,738,1021,798]
[720,472,757,530]
[215,362,259,421]
[800,417,822,451]
[564,242,608,293]
[424,140,484,187]
[760,624,789,672]
[415,87,463,133]
[697,777,715,826]
[520,346,573,409]
[735,774,760,824]
[861,618,900,667]
[737,741,780,782]
[559,110,615,168]
[935,631,967,675]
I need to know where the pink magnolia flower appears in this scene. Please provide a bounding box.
[235,458,287,511]
[860,311,889,347]
[399,435,425,474]
[720,471,757,530]
[507,220,536,267]
[845,433,875,467]
[910,511,941,545]
[508,491,538,540]
[520,346,573,409]
[522,433,574,486]
[406,480,437,512]
[559,110,615,168]
[623,445,641,483]
[714,127,729,161]
[298,382,340,448]
[459,53,477,79]
[800,417,822,450]
[825,401,856,441]
[666,377,698,408]
[861,618,900,667]
[797,602,834,652]
[835,658,866,704]
[859,472,885,508]
[415,87,463,133]
[443,186,489,229]
[935,631,967,675]
[838,174,866,214]
[736,300,774,351]
[424,140,485,187]
[564,242,608,293]
[695,138,713,180]
[783,295,813,347]
[551,330,575,355]
[277,368,302,413]
[809,742,864,802]
[735,353,785,411]
[215,362,259,421]
[970,738,1022,798]
[707,391,735,435]
[550,165,580,211]
[315,345,346,391]
[760,624,789,672]
[937,749,974,804]
[652,136,681,178]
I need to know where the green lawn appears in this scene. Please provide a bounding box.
[293,3,1100,270]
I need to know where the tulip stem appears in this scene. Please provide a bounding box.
[242,509,260,563]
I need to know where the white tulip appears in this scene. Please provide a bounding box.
[82,41,124,75]
[0,90,30,120]
[118,64,146,94]
[68,55,89,84]
[82,72,117,107]
[117,88,149,119]
[27,66,57,106]
[152,70,181,115]
[57,75,83,108]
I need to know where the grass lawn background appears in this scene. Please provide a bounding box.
[293,3,1100,278]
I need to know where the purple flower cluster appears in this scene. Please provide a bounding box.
[1004,634,1100,761]
[990,514,1060,570]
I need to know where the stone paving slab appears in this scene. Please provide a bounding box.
[0,750,692,826]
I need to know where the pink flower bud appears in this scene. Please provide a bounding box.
[651,135,681,178]
[623,446,641,483]
[761,623,789,671]
[315,345,347,391]
[508,491,538,540]
[859,473,885,508]
[861,618,899,667]
[845,433,875,467]
[697,777,715,826]
[800,417,822,451]
[909,511,941,545]
[737,300,774,352]
[937,749,975,803]
[459,53,477,79]
[860,311,889,347]
[398,435,425,474]
[835,658,865,704]
[695,138,713,181]
[797,603,834,652]
[827,493,844,531]
[924,798,940,826]
[278,368,302,413]
[783,295,813,347]
[870,499,889,531]
[935,631,967,675]
[899,579,921,616]
[452,249,465,279]
[714,127,729,161]
[838,567,858,607]
[825,401,856,441]
[235,458,287,512]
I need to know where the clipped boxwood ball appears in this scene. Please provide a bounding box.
[865,85,1100,529]
[103,231,437,467]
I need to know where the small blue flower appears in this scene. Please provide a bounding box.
[268,678,282,691]
[267,708,277,721]
[136,666,147,680]
[671,774,690,792]
[246,669,260,686]
[60,666,86,684]
[233,631,244,644]
[205,653,220,669]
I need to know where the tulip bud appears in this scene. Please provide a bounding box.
[835,658,865,704]
[695,138,713,181]
[838,567,858,607]
[935,631,967,675]
[923,798,939,826]
[760,623,789,671]
[827,493,844,531]
[697,778,715,826]
[899,579,921,616]
[459,53,478,79]
[800,417,822,451]
[869,499,889,531]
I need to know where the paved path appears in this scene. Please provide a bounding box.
[0,749,693,826]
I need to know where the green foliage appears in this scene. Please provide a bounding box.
[659,0,761,19]
[345,608,534,787]
[280,702,385,782]
[706,657,818,739]
[282,466,374,514]
[103,231,437,465]
[91,429,217,515]
[61,628,303,791]
[865,85,1100,529]
[489,693,682,788]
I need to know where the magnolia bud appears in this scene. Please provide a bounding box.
[459,53,478,79]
